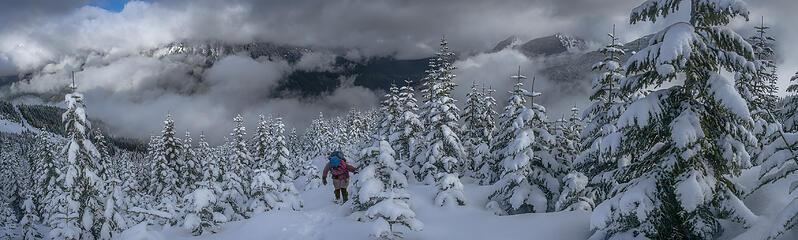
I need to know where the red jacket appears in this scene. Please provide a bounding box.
[323,159,358,180]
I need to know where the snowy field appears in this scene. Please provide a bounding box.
[112,165,797,240]
[120,182,591,240]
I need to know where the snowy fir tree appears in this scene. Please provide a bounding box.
[253,115,272,170]
[394,80,424,179]
[474,86,499,185]
[1,202,20,239]
[32,130,60,220]
[378,84,402,141]
[573,26,629,204]
[183,130,202,194]
[93,128,113,180]
[461,81,487,176]
[267,117,306,208]
[417,36,466,206]
[555,172,594,212]
[49,90,105,239]
[487,69,561,215]
[783,71,798,132]
[737,17,780,164]
[352,139,423,239]
[303,112,332,159]
[590,1,759,239]
[183,183,225,236]
[19,196,42,240]
[100,178,127,240]
[220,114,251,221]
[150,114,182,199]
[754,124,798,239]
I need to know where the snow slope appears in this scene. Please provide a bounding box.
[120,180,591,240]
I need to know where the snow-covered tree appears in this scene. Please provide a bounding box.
[417,36,466,206]
[738,17,780,164]
[220,114,251,221]
[461,81,487,176]
[555,172,594,212]
[474,87,499,185]
[487,70,561,215]
[303,113,332,159]
[590,1,758,238]
[378,84,402,141]
[100,179,127,240]
[352,139,423,239]
[573,26,629,205]
[183,131,202,194]
[19,196,42,240]
[253,115,272,170]
[51,91,105,239]
[150,115,181,199]
[754,128,798,239]
[93,129,113,180]
[394,80,424,179]
[32,130,60,220]
[1,202,20,240]
[183,183,224,236]
[783,72,798,132]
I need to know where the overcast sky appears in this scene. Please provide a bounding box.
[0,0,795,143]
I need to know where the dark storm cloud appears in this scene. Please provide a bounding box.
[0,0,795,141]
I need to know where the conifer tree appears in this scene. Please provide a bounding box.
[100,179,127,240]
[32,130,60,220]
[461,81,486,176]
[253,115,272,170]
[782,72,798,132]
[378,85,402,141]
[19,196,42,240]
[487,70,561,215]
[183,182,224,236]
[417,36,466,206]
[221,114,251,221]
[555,172,594,212]
[183,130,202,194]
[50,90,105,239]
[352,139,423,239]
[395,80,424,179]
[150,115,181,199]
[737,17,780,164]
[474,87,499,185]
[591,1,759,238]
[573,26,629,204]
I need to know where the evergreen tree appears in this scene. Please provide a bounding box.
[591,1,758,238]
[474,87,499,185]
[352,139,423,239]
[253,115,272,170]
[754,128,798,239]
[221,114,251,221]
[395,80,424,180]
[183,182,224,236]
[378,85,402,141]
[1,202,20,240]
[50,91,105,239]
[99,179,127,240]
[150,115,181,199]
[417,36,466,206]
[19,196,42,240]
[32,130,60,221]
[182,131,202,194]
[554,172,594,212]
[573,26,629,204]
[461,81,486,176]
[93,129,113,180]
[782,72,798,132]
[738,17,780,165]
[487,70,561,215]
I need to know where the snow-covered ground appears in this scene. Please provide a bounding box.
[120,180,591,240]
[115,166,798,240]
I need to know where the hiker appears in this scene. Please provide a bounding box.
[322,151,358,203]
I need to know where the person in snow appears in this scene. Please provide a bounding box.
[322,151,358,203]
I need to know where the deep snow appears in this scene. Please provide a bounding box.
[119,178,591,240]
[113,165,798,240]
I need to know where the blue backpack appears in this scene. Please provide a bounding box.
[329,156,341,168]
[329,151,345,168]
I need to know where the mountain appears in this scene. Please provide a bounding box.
[0,100,147,151]
[490,33,587,56]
